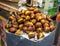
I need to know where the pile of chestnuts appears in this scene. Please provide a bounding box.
[5,7,55,39]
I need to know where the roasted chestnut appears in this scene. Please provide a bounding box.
[8,22,12,28]
[30,19,36,24]
[46,15,52,22]
[41,19,46,24]
[36,28,42,33]
[34,8,41,13]
[28,26,33,31]
[13,24,18,28]
[37,32,44,39]
[9,16,16,21]
[30,13,35,19]
[45,20,49,24]
[21,15,26,19]
[25,10,31,15]
[32,25,35,31]
[18,18,23,23]
[11,20,16,24]
[23,26,28,32]
[35,22,42,28]
[35,13,41,17]
[25,15,30,20]
[44,23,49,27]
[44,26,50,33]
[35,13,41,19]
[50,25,55,32]
[15,29,21,35]
[24,22,33,27]
[28,7,35,11]
[5,24,8,29]
[21,9,26,14]
[46,15,51,19]
[28,32,35,39]
[19,24,23,30]
[9,27,16,33]
[30,11,34,14]
[50,22,54,25]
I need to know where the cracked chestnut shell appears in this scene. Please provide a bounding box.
[44,23,49,27]
[30,19,36,24]
[24,22,33,27]
[36,28,42,33]
[25,15,30,21]
[28,32,35,39]
[37,32,44,39]
[9,16,16,21]
[50,25,55,32]
[19,24,23,30]
[44,26,50,33]
[34,8,41,13]
[18,18,23,23]
[35,22,42,28]
[25,10,31,15]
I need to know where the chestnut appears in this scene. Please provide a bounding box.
[35,22,42,28]
[18,18,23,23]
[24,22,33,27]
[32,25,35,31]
[46,15,52,22]
[30,13,35,19]
[36,16,43,21]
[50,25,55,32]
[21,15,26,19]
[11,20,16,24]
[48,18,53,22]
[5,24,9,29]
[44,23,49,27]
[41,19,46,24]
[35,13,41,17]
[37,32,44,39]
[44,26,50,33]
[34,8,41,13]
[25,15,30,21]
[30,19,36,24]
[28,7,35,11]
[19,24,23,30]
[13,24,18,28]
[23,26,28,32]
[30,11,34,14]
[46,15,51,19]
[38,16,43,21]
[15,29,21,35]
[28,26,33,31]
[45,20,49,24]
[25,10,31,15]
[13,21,18,25]
[36,28,42,33]
[35,13,41,19]
[9,16,15,20]
[9,27,16,33]
[28,32,35,39]
[21,9,26,14]
[8,22,12,28]
[50,22,54,25]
